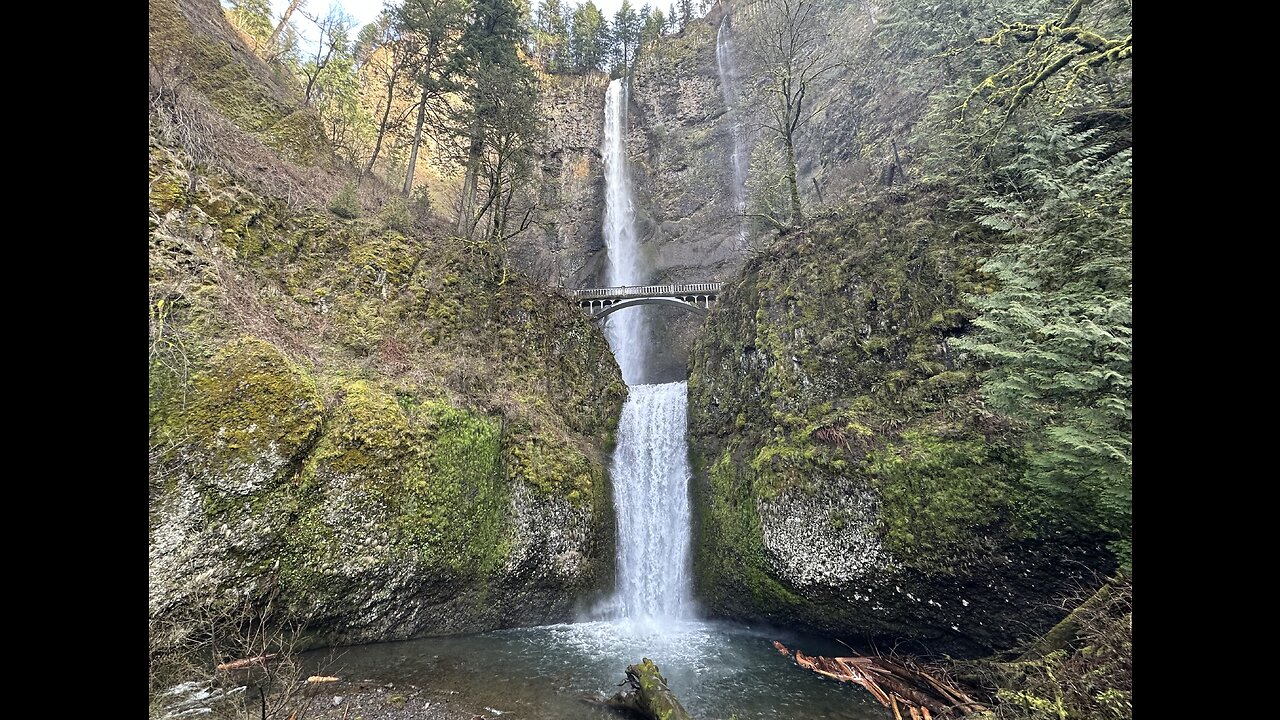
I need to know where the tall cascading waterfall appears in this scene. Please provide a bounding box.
[599,77,694,625]
[716,15,748,248]
[601,79,649,385]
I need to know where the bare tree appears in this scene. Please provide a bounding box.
[268,0,305,50]
[398,0,468,197]
[746,0,840,228]
[358,15,425,177]
[300,6,354,106]
[149,579,327,720]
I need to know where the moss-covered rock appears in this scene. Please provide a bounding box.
[688,191,1114,654]
[606,658,693,720]
[178,337,323,491]
[148,127,624,651]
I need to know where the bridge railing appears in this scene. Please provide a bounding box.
[569,282,724,299]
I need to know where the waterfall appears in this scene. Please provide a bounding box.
[716,15,748,248]
[601,78,649,385]
[610,382,694,622]
[599,78,694,626]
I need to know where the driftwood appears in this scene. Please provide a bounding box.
[774,642,988,718]
[602,658,694,720]
[216,654,278,671]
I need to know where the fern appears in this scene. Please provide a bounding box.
[954,124,1131,567]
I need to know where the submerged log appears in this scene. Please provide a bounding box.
[603,658,694,720]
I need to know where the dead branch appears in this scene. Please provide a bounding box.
[217,653,278,671]
[774,642,989,718]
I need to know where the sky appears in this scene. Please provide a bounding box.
[265,0,387,52]
[261,0,643,48]
[270,0,387,29]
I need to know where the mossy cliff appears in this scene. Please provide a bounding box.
[148,130,625,647]
[149,0,327,164]
[687,190,1115,655]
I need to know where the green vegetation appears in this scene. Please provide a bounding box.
[960,577,1132,720]
[329,181,361,218]
[690,0,1129,694]
[148,97,625,670]
[953,124,1132,567]
[868,430,1028,570]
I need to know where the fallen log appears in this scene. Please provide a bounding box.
[216,654,277,671]
[603,658,693,720]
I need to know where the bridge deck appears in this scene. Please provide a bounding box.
[568,282,723,300]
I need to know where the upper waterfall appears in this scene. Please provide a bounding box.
[601,78,650,384]
[717,15,748,249]
[598,78,695,628]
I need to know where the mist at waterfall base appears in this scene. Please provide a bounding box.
[303,77,882,719]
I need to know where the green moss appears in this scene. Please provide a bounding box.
[148,146,189,215]
[314,380,411,475]
[163,336,323,478]
[868,430,1029,571]
[694,448,806,616]
[149,0,296,135]
[267,110,328,164]
[150,109,625,640]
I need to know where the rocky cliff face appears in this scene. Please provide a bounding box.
[518,73,610,288]
[521,21,750,383]
[686,194,1115,655]
[149,0,626,652]
[148,139,626,648]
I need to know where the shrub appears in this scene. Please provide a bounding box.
[378,195,412,233]
[329,181,360,219]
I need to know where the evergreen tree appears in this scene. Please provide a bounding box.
[612,0,641,74]
[226,0,274,52]
[536,0,570,71]
[954,126,1132,565]
[641,7,663,50]
[569,1,610,72]
[667,2,677,32]
[678,0,692,26]
[355,11,422,177]
[397,0,468,195]
[452,0,542,245]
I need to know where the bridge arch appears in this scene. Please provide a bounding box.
[591,296,709,319]
[569,282,723,320]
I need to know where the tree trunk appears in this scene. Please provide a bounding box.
[303,72,319,105]
[1019,583,1113,661]
[456,128,483,236]
[268,0,303,49]
[783,129,802,227]
[364,67,402,177]
[402,90,429,196]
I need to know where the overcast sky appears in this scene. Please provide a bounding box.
[268,0,641,39]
